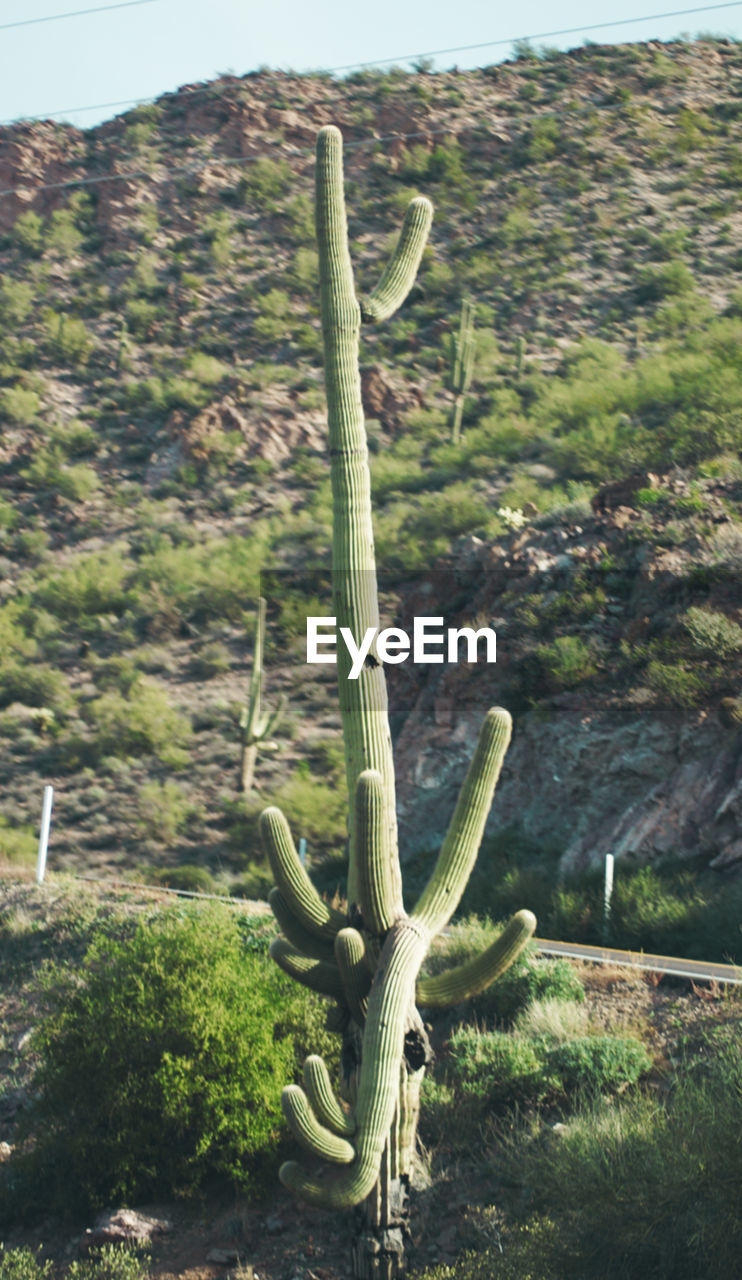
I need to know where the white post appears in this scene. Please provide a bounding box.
[298,837,307,867]
[603,852,614,943]
[36,785,54,884]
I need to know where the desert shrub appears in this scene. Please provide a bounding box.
[11,211,44,256]
[0,385,40,425]
[0,818,37,868]
[645,659,705,707]
[136,780,201,843]
[636,260,695,303]
[474,952,585,1025]
[0,1247,52,1280]
[442,1026,649,1111]
[545,1035,651,1095]
[534,635,598,691]
[23,448,99,503]
[0,280,33,325]
[87,678,191,766]
[65,1246,151,1280]
[445,1027,547,1107]
[190,640,232,678]
[0,662,72,715]
[32,548,131,624]
[145,864,217,894]
[6,905,313,1217]
[500,1038,742,1280]
[43,311,94,365]
[681,605,742,656]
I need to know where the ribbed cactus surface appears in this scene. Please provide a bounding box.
[262,125,535,1279]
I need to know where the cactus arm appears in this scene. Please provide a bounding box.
[269,937,344,999]
[416,909,536,1009]
[354,769,403,934]
[280,917,429,1209]
[261,807,345,940]
[303,1054,356,1137]
[359,197,433,323]
[411,708,512,936]
[269,888,337,963]
[261,692,287,739]
[281,1085,355,1167]
[334,926,372,1025]
[282,1085,356,1164]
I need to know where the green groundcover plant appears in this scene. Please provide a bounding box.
[2,904,334,1220]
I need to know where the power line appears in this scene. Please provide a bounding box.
[0,0,158,33]
[325,2,742,72]
[3,0,741,126]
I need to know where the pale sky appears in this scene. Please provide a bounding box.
[1,0,742,129]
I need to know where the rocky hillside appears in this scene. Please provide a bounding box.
[0,37,741,905]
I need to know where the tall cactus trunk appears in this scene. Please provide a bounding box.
[239,739,258,796]
[352,1066,422,1280]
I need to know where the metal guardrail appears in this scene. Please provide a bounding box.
[16,869,741,985]
[534,937,742,985]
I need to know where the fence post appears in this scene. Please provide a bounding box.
[298,837,307,867]
[37,785,54,884]
[603,852,614,943]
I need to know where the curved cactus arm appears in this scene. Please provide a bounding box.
[303,1054,356,1137]
[335,926,372,1025]
[269,937,344,999]
[360,197,433,324]
[354,769,404,934]
[261,692,288,739]
[282,1084,356,1164]
[411,708,513,936]
[280,917,429,1209]
[416,909,536,1009]
[261,807,345,941]
[269,888,337,963]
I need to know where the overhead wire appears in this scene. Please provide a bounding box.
[0,0,158,33]
[3,1,742,126]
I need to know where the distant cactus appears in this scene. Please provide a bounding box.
[449,298,475,443]
[238,597,285,796]
[262,126,535,1279]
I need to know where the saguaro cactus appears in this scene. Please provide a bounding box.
[238,596,285,796]
[449,298,475,443]
[262,126,535,1279]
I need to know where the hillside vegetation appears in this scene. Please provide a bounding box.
[0,36,741,904]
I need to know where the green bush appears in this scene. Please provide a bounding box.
[0,385,40,425]
[500,1037,742,1280]
[87,678,191,766]
[445,1026,547,1106]
[474,952,585,1025]
[442,1026,649,1112]
[65,1246,151,1280]
[145,864,216,894]
[545,1035,651,1095]
[534,635,598,691]
[681,605,742,656]
[0,1247,52,1280]
[6,905,314,1217]
[136,780,201,843]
